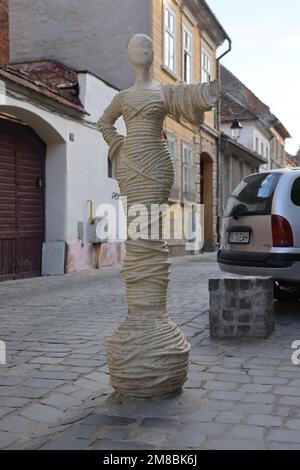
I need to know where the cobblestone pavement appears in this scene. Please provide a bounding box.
[1,253,300,450]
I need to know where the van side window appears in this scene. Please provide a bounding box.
[291,177,300,206]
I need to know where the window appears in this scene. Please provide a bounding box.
[201,49,212,83]
[164,5,176,72]
[182,25,192,83]
[225,172,283,218]
[239,161,244,181]
[182,143,195,198]
[266,146,269,160]
[108,156,115,179]
[291,177,300,207]
[255,137,259,153]
[261,142,264,157]
[167,132,177,164]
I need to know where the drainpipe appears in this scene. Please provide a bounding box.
[216,38,232,245]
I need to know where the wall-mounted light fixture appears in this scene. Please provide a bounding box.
[231,119,243,141]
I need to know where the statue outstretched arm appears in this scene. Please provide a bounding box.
[162,80,220,125]
[97,93,125,162]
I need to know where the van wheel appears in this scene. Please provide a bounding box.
[274,281,300,302]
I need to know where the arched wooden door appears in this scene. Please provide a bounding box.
[0,118,46,281]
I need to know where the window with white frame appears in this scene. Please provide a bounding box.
[182,142,195,197]
[266,146,269,161]
[201,49,212,83]
[167,132,177,164]
[261,142,264,157]
[182,25,192,84]
[164,5,176,72]
[255,137,259,153]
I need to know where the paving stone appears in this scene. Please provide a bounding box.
[0,415,36,434]
[81,414,136,427]
[41,436,90,450]
[163,430,206,449]
[216,374,251,384]
[239,384,274,393]
[140,418,180,429]
[135,430,167,446]
[91,440,153,450]
[204,381,238,391]
[206,439,267,450]
[184,409,217,422]
[246,415,282,427]
[270,443,300,450]
[274,386,300,397]
[180,421,226,437]
[84,372,109,383]
[205,400,235,411]
[72,378,104,392]
[252,376,288,385]
[41,393,82,411]
[268,430,300,444]
[279,396,300,406]
[0,407,13,419]
[23,378,66,389]
[275,407,290,417]
[0,431,20,448]
[290,380,300,387]
[208,391,244,401]
[0,386,49,399]
[215,411,243,424]
[0,377,24,386]
[0,397,31,407]
[29,357,63,365]
[20,404,64,423]
[228,424,264,440]
[28,371,79,380]
[286,419,300,430]
[242,393,275,404]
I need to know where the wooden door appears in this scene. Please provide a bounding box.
[0,118,46,281]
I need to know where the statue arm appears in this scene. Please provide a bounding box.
[162,80,220,125]
[97,93,125,162]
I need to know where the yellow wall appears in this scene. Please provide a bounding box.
[152,0,218,202]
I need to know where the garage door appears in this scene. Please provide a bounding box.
[0,118,46,281]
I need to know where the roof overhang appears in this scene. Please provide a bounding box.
[184,0,231,47]
[221,133,268,166]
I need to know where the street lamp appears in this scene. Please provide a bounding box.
[231,119,243,141]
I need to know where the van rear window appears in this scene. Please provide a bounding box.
[291,177,300,206]
[225,173,282,218]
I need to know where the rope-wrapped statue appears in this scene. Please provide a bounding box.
[98,34,220,398]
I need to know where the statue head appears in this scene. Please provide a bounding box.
[127,34,154,68]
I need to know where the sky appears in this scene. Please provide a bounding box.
[207,0,300,155]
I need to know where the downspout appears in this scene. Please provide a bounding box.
[216,38,232,245]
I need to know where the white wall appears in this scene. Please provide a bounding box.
[0,74,126,271]
[222,120,271,168]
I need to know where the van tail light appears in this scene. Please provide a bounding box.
[272,215,294,247]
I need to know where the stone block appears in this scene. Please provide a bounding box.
[42,242,66,276]
[209,277,274,339]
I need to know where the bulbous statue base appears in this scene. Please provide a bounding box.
[107,311,190,398]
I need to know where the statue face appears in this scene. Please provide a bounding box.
[127,34,154,67]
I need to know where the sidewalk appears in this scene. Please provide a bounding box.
[1,253,300,450]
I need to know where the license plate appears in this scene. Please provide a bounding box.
[228,231,250,244]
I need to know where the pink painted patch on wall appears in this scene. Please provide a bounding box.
[65,242,125,273]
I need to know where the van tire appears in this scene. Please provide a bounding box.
[274,281,300,302]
